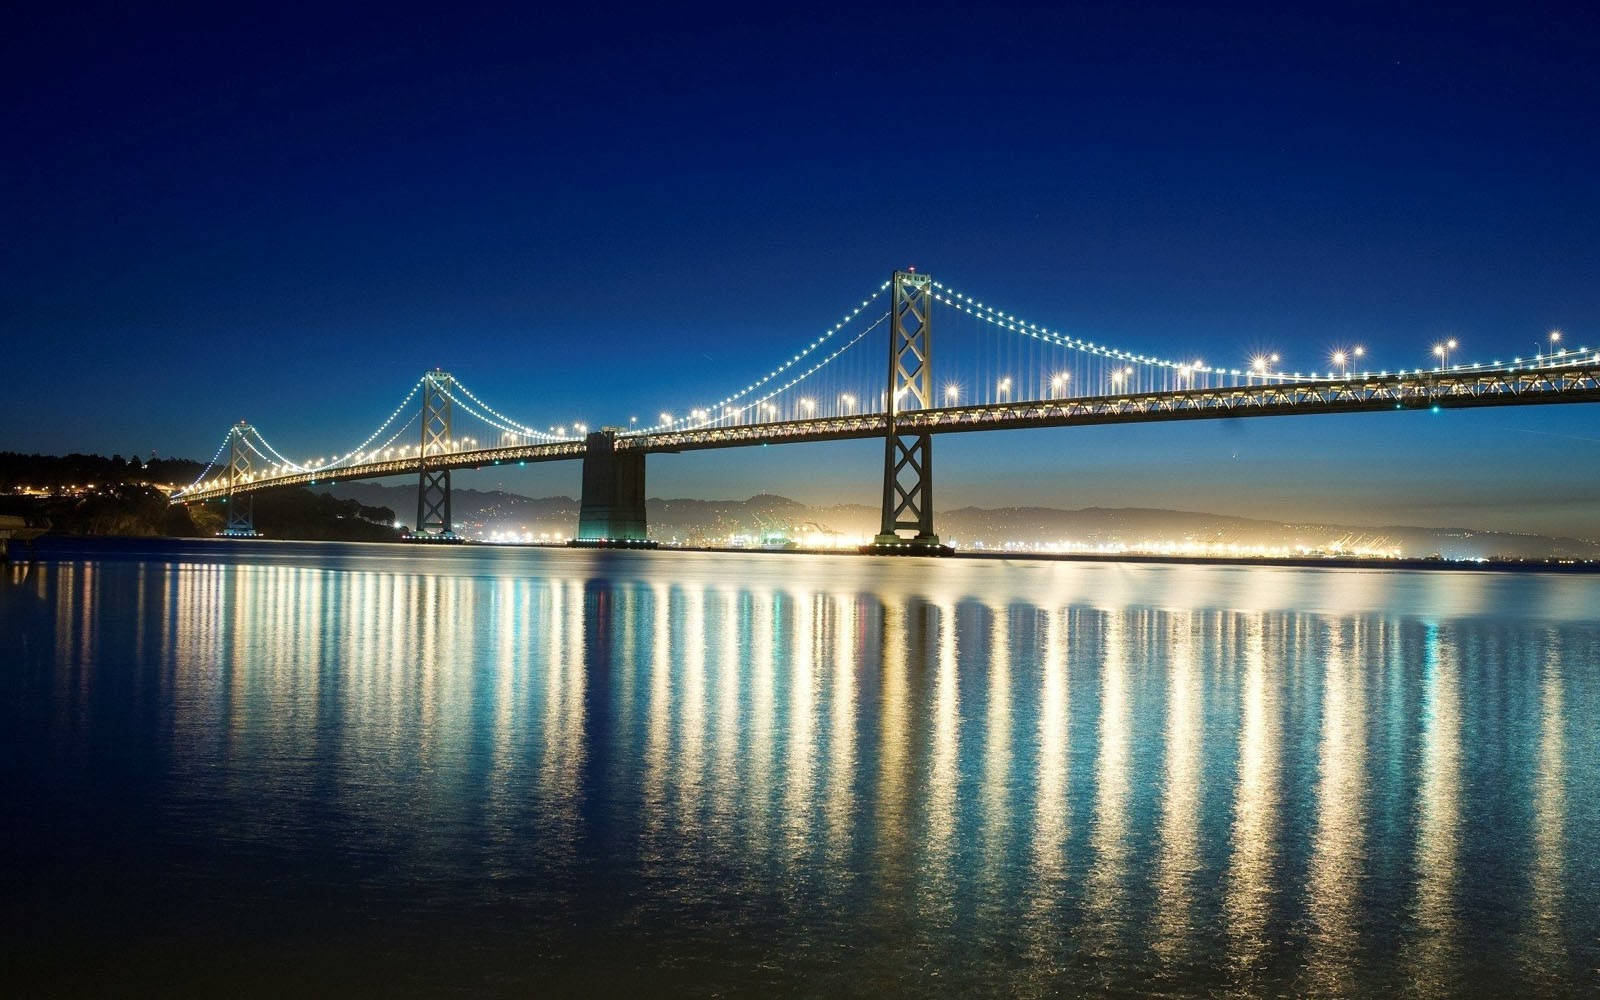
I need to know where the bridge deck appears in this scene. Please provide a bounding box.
[175,362,1600,502]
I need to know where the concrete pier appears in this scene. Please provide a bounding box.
[574,430,652,546]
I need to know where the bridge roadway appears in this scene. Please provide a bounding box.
[177,360,1600,503]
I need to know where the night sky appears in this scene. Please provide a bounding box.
[5,4,1598,536]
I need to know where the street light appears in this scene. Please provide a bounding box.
[944,383,960,404]
[997,376,1012,401]
[1433,338,1458,369]
[798,397,816,416]
[1546,329,1562,359]
[1050,372,1069,395]
[1331,350,1348,377]
[838,393,855,414]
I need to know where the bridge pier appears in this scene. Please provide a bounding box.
[574,430,653,547]
[865,269,950,555]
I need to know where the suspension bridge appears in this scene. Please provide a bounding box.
[173,270,1600,552]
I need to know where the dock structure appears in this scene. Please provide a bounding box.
[0,514,48,563]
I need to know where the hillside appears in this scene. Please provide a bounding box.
[326,483,1600,559]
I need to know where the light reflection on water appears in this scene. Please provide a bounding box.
[4,540,1599,997]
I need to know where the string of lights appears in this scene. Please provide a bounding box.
[933,280,1594,383]
[931,281,1277,381]
[630,312,889,432]
[638,281,891,432]
[247,426,307,471]
[434,383,579,443]
[298,378,427,472]
[173,430,236,496]
[446,375,568,442]
[353,410,422,464]
[238,434,280,471]
[737,313,888,418]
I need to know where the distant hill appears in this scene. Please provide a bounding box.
[0,452,401,541]
[326,483,1600,560]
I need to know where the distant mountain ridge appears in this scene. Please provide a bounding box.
[325,483,1599,559]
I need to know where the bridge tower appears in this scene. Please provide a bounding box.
[222,421,259,537]
[415,370,455,538]
[867,269,948,554]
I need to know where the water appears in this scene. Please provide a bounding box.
[3,539,1597,997]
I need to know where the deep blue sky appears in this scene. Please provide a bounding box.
[5,3,1598,535]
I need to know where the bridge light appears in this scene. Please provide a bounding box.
[799,397,816,415]
[659,413,672,424]
[945,383,960,403]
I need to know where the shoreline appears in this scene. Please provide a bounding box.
[15,534,1600,575]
